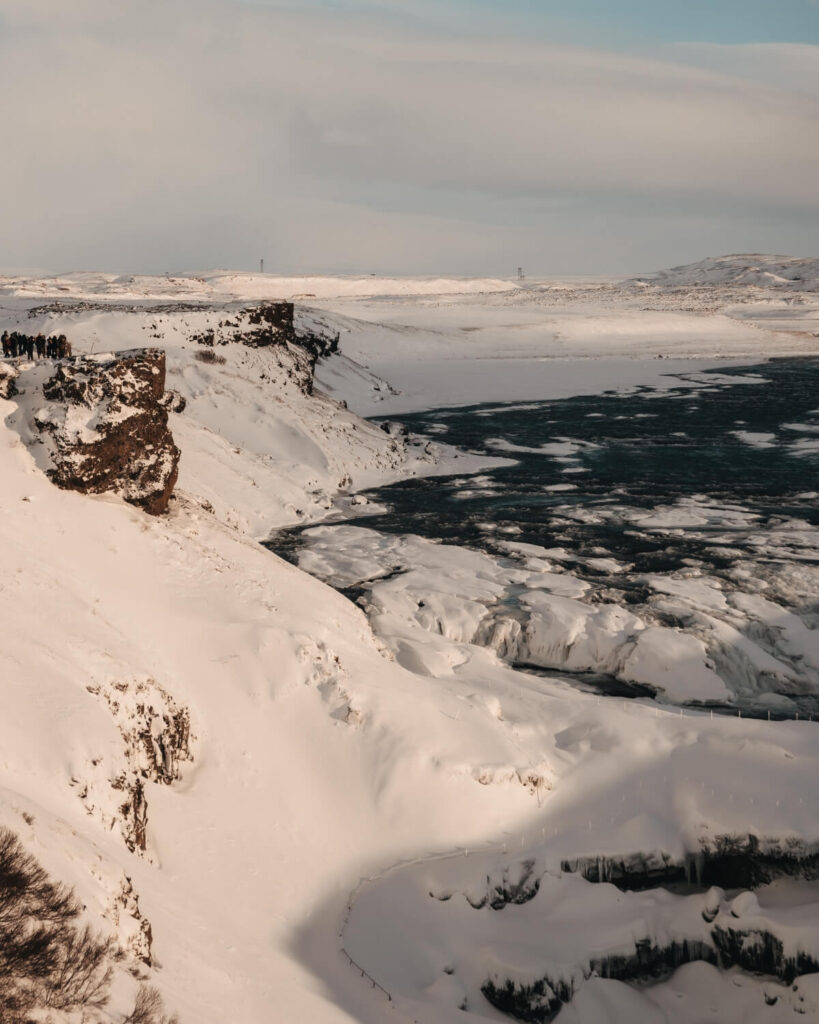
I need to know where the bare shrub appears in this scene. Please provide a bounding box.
[194,349,226,365]
[0,827,115,1021]
[44,924,115,1009]
[123,983,180,1024]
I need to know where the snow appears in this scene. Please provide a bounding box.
[306,289,816,414]
[631,254,819,291]
[0,270,519,303]
[0,260,818,1023]
[733,429,777,448]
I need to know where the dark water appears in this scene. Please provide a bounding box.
[267,358,819,715]
[272,359,818,570]
[368,360,816,565]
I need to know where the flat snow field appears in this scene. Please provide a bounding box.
[0,260,817,1024]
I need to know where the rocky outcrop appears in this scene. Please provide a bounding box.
[483,939,718,1023]
[561,833,819,892]
[480,842,819,1023]
[432,860,542,911]
[109,875,154,966]
[33,349,180,514]
[712,924,819,985]
[190,302,339,396]
[190,301,296,349]
[80,678,194,857]
[0,361,19,398]
[482,915,819,1024]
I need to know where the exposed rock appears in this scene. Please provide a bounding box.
[33,349,180,515]
[483,974,574,1023]
[190,301,296,349]
[81,678,194,856]
[454,860,542,911]
[480,852,819,1022]
[713,924,819,984]
[379,420,409,438]
[159,388,186,413]
[108,875,153,966]
[189,302,340,396]
[0,361,19,398]
[561,833,819,892]
[483,939,717,1023]
[482,918,815,1023]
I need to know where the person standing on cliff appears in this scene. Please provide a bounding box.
[1,332,9,357]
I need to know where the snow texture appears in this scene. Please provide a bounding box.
[0,259,817,1023]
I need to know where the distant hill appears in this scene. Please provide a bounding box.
[631,254,819,291]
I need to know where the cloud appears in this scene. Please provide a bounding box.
[0,0,817,273]
[673,41,819,97]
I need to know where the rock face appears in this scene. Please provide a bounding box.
[34,349,180,514]
[0,361,18,398]
[190,301,339,396]
[81,677,194,857]
[190,301,296,349]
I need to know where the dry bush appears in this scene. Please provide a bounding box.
[0,827,114,1021]
[123,983,179,1024]
[44,925,115,1010]
[194,349,226,365]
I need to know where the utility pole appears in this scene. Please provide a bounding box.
[260,258,264,274]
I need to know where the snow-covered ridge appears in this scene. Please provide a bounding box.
[0,255,816,315]
[631,254,819,291]
[0,297,443,534]
[0,270,521,303]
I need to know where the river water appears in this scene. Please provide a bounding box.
[268,358,819,716]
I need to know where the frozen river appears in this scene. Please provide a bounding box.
[270,358,819,717]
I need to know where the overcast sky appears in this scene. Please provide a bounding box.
[1,0,818,276]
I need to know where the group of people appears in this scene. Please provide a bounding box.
[1,331,72,360]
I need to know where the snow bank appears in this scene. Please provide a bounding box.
[295,516,818,708]
[632,254,819,291]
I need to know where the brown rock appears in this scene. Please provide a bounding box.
[36,349,180,515]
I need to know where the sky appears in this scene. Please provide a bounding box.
[1,0,818,276]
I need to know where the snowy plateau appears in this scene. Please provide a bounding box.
[0,254,818,1024]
